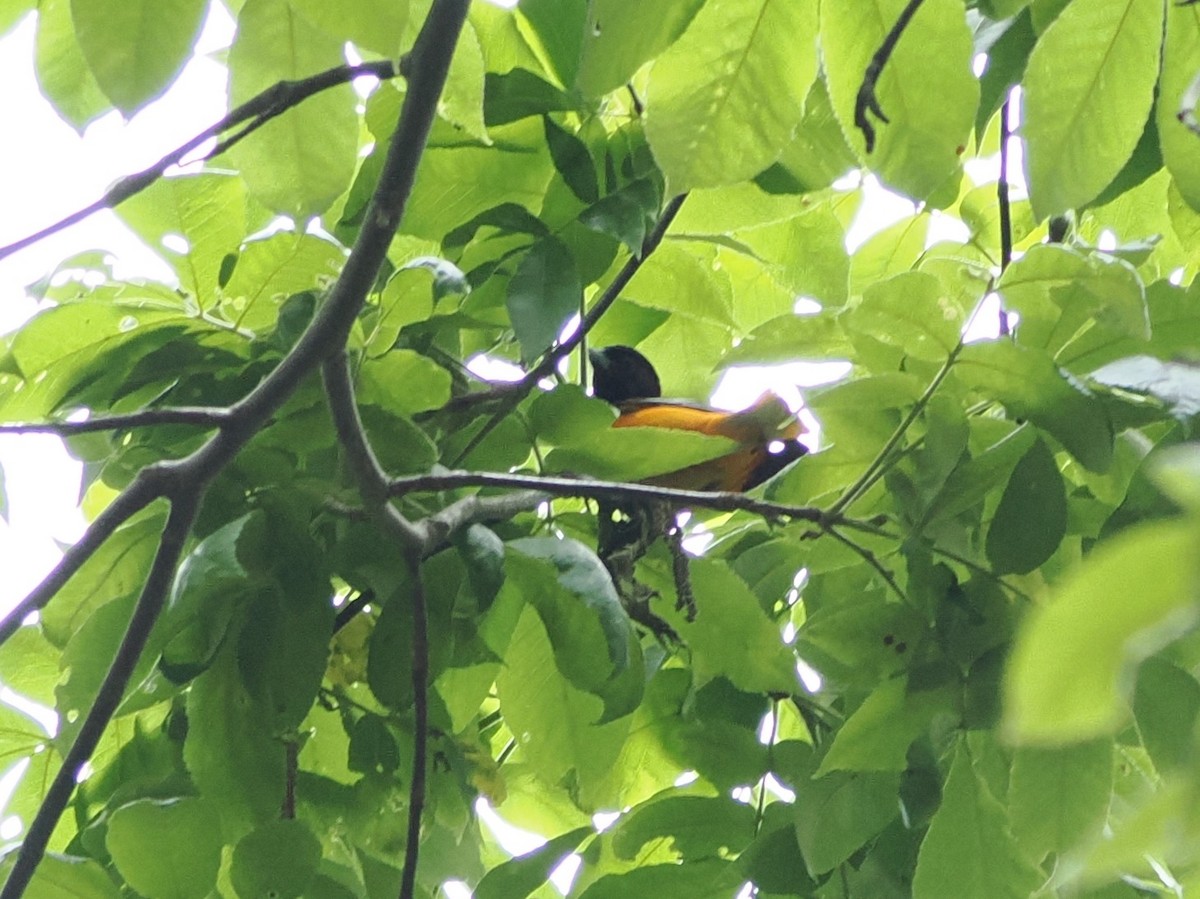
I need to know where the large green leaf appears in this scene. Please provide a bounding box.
[230,820,323,899]
[575,0,705,97]
[228,0,357,216]
[289,0,409,55]
[1005,520,1200,744]
[984,436,1067,575]
[1009,739,1113,860]
[495,606,632,811]
[821,0,978,201]
[1022,0,1163,218]
[474,825,593,899]
[117,173,247,307]
[793,769,900,876]
[844,271,964,362]
[912,739,1042,899]
[1159,4,1200,212]
[71,0,206,114]
[955,341,1114,472]
[106,798,222,899]
[645,0,818,190]
[506,236,582,361]
[34,0,110,130]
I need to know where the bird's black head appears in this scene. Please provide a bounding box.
[588,345,662,404]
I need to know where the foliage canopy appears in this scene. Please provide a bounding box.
[2,0,1200,897]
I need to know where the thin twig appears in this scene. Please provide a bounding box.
[400,557,430,899]
[442,194,688,463]
[997,93,1013,336]
[822,525,914,612]
[0,407,231,436]
[0,495,199,899]
[827,345,962,518]
[0,59,402,263]
[855,0,927,152]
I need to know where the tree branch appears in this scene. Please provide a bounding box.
[0,494,199,899]
[0,59,402,263]
[399,557,430,899]
[390,469,825,524]
[0,407,231,436]
[855,0,926,152]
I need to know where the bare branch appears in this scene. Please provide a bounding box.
[418,489,548,551]
[390,469,826,524]
[855,0,926,152]
[0,494,199,899]
[323,352,425,551]
[0,59,401,263]
[0,407,231,436]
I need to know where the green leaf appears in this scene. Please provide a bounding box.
[610,795,756,861]
[985,436,1067,575]
[228,0,357,216]
[41,511,165,647]
[289,0,408,55]
[720,311,853,366]
[578,179,661,255]
[578,859,740,899]
[822,0,978,201]
[442,22,489,142]
[117,173,247,306]
[221,232,346,334]
[645,0,818,190]
[1005,520,1200,744]
[496,606,632,811]
[3,852,121,899]
[1159,3,1200,212]
[955,341,1114,472]
[34,0,111,130]
[106,798,222,899]
[816,676,957,776]
[575,0,705,97]
[483,69,573,126]
[184,639,286,831]
[519,0,585,87]
[773,74,859,193]
[71,0,205,114]
[660,559,798,695]
[625,241,735,328]
[359,350,452,416]
[544,116,599,203]
[998,244,1149,360]
[1134,657,1200,772]
[157,515,252,683]
[474,825,593,899]
[793,769,900,876]
[507,539,641,721]
[1009,739,1113,860]
[1022,0,1163,218]
[976,11,1036,140]
[506,236,582,361]
[231,820,323,899]
[844,271,964,362]
[912,739,1042,899]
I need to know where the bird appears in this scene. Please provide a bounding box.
[588,345,808,492]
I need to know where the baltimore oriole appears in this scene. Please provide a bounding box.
[588,345,807,492]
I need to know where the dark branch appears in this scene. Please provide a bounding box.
[400,559,431,899]
[855,0,926,152]
[0,407,231,436]
[0,495,199,899]
[0,59,401,263]
[390,469,825,525]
